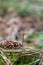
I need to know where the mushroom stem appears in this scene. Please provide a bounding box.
[20,31,26,46]
[22,34,24,46]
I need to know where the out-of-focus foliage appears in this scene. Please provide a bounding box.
[25,31,43,48]
[0,52,40,65]
[0,0,43,16]
[25,31,43,41]
[13,54,40,65]
[31,59,40,65]
[0,57,4,65]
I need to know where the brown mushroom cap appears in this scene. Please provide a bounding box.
[20,31,26,35]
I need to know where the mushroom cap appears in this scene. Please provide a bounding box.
[20,31,26,35]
